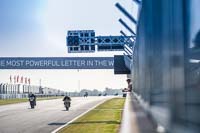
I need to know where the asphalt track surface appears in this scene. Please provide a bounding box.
[0,96,113,133]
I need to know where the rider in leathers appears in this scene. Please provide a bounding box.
[63,95,71,109]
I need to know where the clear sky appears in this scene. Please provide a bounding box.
[0,0,138,91]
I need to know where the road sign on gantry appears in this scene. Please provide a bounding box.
[66,30,95,53]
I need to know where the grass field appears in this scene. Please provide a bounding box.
[58,98,125,133]
[0,96,63,106]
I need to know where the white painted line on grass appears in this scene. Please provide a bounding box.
[51,98,111,133]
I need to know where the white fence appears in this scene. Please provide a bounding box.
[0,94,28,99]
[0,83,65,99]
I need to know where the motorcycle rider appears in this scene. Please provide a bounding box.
[28,92,36,109]
[63,95,71,111]
[84,92,88,97]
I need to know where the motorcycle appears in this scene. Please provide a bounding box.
[29,96,36,109]
[64,101,71,111]
[63,96,71,111]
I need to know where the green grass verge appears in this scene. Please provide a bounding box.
[58,98,125,133]
[0,96,63,106]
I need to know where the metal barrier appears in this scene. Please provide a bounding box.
[131,0,200,132]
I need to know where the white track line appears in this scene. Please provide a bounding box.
[51,98,111,133]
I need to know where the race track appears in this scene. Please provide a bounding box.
[0,96,113,133]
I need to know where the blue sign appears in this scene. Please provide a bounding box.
[0,57,114,69]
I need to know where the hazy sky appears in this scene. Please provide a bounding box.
[0,0,138,91]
